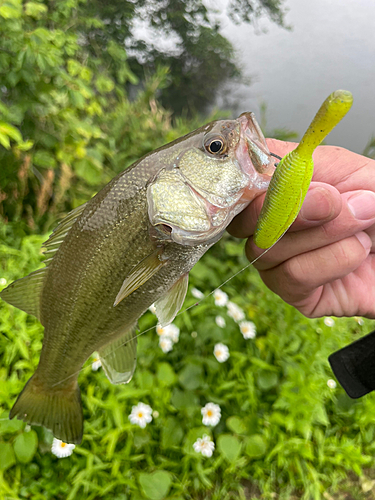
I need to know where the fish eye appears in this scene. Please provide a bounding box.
[204,136,226,155]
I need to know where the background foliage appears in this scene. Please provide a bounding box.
[1,1,375,499]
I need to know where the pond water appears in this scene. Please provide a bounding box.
[217,0,375,154]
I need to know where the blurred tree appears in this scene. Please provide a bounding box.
[0,0,194,232]
[0,0,286,232]
[78,0,287,116]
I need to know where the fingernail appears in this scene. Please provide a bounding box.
[355,231,372,251]
[300,187,333,221]
[347,192,375,220]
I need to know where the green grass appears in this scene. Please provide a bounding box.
[1,227,375,500]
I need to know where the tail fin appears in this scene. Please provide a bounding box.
[10,374,83,444]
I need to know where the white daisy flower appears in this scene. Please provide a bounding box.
[324,317,335,327]
[191,287,204,299]
[51,438,75,458]
[91,355,102,371]
[159,335,173,353]
[153,410,159,418]
[227,302,245,322]
[156,323,180,342]
[214,289,228,307]
[193,434,215,457]
[167,324,180,343]
[201,402,221,426]
[214,343,230,363]
[149,304,157,314]
[240,321,256,339]
[129,402,153,428]
[215,316,226,328]
[0,278,7,286]
[327,379,337,389]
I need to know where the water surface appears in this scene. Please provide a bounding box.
[218,0,375,153]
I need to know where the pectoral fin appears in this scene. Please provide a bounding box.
[114,248,167,306]
[99,324,138,385]
[154,273,189,327]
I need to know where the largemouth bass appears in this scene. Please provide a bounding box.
[1,112,278,444]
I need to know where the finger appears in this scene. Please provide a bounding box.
[228,181,342,239]
[266,138,296,159]
[258,231,372,309]
[246,190,375,271]
[266,138,375,193]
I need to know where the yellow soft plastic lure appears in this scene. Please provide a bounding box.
[254,89,353,249]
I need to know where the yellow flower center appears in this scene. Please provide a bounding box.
[61,442,66,448]
[207,410,213,417]
[138,412,144,418]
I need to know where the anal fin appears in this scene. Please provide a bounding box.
[99,324,138,385]
[154,273,189,327]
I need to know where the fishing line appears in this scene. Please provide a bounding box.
[50,220,294,390]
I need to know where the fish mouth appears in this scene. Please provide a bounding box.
[237,112,277,176]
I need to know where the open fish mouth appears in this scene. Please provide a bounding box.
[237,111,277,176]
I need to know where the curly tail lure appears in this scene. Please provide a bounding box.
[254,89,353,249]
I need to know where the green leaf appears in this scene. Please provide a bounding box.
[13,430,38,463]
[257,370,278,391]
[156,362,176,387]
[0,132,10,149]
[138,471,172,500]
[226,416,247,435]
[0,2,22,19]
[25,2,48,18]
[178,363,203,390]
[74,159,102,185]
[67,59,82,77]
[17,140,34,151]
[0,122,22,143]
[170,389,198,410]
[95,75,115,94]
[161,417,184,449]
[33,150,57,168]
[245,434,267,458]
[217,434,242,462]
[0,442,16,470]
[0,412,24,434]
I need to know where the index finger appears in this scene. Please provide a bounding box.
[266,138,375,192]
[228,181,342,239]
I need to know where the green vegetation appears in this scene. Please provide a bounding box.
[1,1,375,499]
[2,230,375,499]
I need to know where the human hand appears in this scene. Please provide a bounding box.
[228,139,375,318]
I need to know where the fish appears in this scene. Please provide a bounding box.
[0,111,279,444]
[1,89,354,444]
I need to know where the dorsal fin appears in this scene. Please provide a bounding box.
[0,203,87,319]
[0,268,46,320]
[42,202,87,258]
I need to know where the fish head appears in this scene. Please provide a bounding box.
[147,112,278,246]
